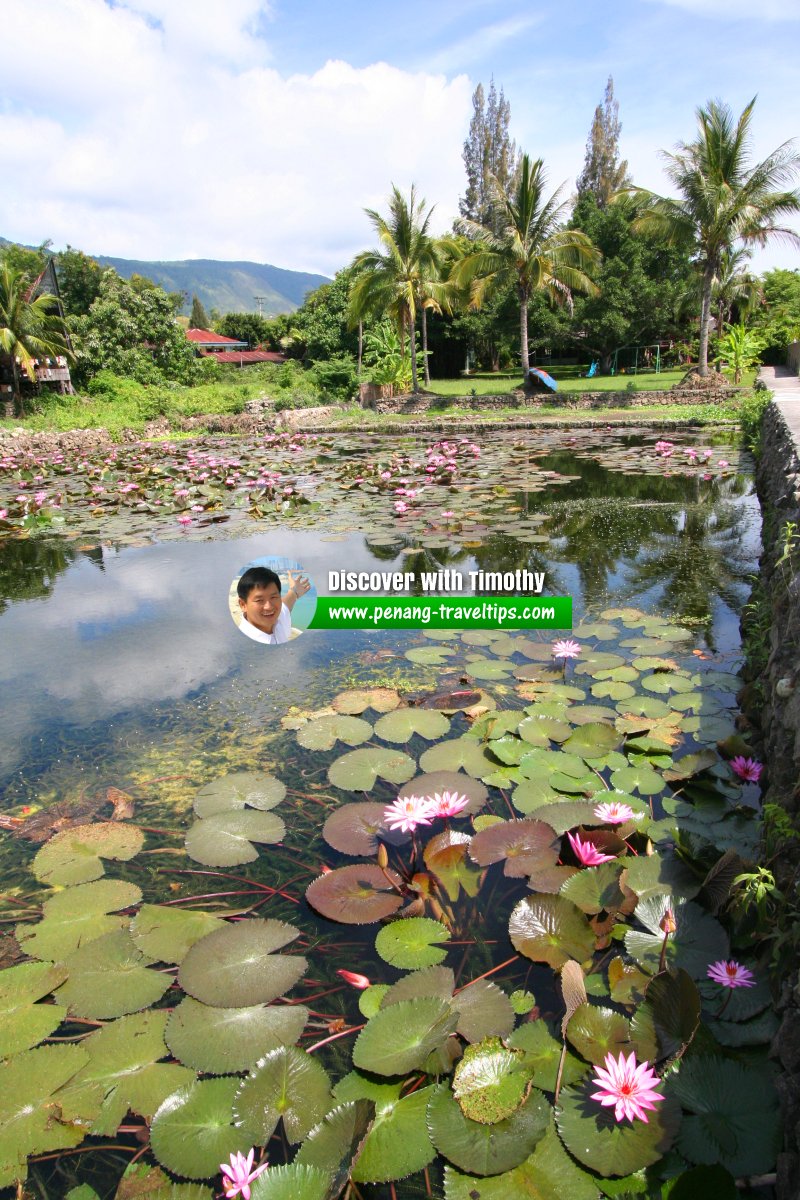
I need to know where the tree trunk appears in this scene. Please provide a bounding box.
[409,305,419,393]
[11,358,22,418]
[518,287,530,375]
[698,264,715,378]
[357,321,363,378]
[422,307,430,388]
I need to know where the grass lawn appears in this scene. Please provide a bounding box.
[429,367,756,396]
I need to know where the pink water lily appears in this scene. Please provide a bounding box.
[384,794,435,833]
[707,959,756,989]
[567,830,616,866]
[593,800,637,824]
[428,790,470,818]
[220,1149,268,1199]
[730,756,762,783]
[552,638,581,660]
[591,1051,664,1124]
[336,969,371,989]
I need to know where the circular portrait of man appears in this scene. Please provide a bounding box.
[230,557,317,645]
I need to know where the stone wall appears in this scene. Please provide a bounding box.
[754,400,800,1200]
[369,387,741,414]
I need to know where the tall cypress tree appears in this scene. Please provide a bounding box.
[576,77,630,208]
[189,294,210,330]
[460,79,518,231]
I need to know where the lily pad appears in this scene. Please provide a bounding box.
[184,810,286,867]
[427,1079,550,1176]
[557,1075,681,1177]
[398,770,489,817]
[420,737,495,779]
[424,830,483,900]
[249,1165,332,1200]
[179,919,306,1007]
[453,978,515,1043]
[32,822,145,887]
[443,1119,600,1200]
[625,899,728,979]
[469,819,559,877]
[354,997,460,1075]
[374,708,451,743]
[610,765,665,797]
[332,688,400,714]
[0,961,69,1056]
[322,803,393,857]
[233,1045,332,1144]
[560,863,628,915]
[452,1039,528,1124]
[295,1100,374,1192]
[328,747,416,791]
[351,1087,437,1183]
[672,1056,780,1177]
[509,895,595,969]
[507,1022,586,1091]
[150,1077,255,1180]
[406,646,456,665]
[382,966,455,1008]
[566,1003,633,1064]
[130,904,224,964]
[54,930,171,1018]
[16,879,142,961]
[629,969,700,1062]
[193,772,286,816]
[165,997,309,1073]
[296,714,373,751]
[0,1044,89,1189]
[375,917,451,969]
[563,724,623,759]
[306,864,405,924]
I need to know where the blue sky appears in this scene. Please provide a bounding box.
[1,0,798,276]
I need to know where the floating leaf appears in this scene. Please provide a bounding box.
[351,1087,436,1183]
[234,1045,332,1143]
[16,879,142,962]
[453,978,515,1043]
[672,1057,780,1177]
[427,1079,550,1176]
[563,724,623,760]
[557,1076,681,1177]
[130,905,224,964]
[608,958,650,1007]
[420,737,495,779]
[249,1165,337,1200]
[328,747,416,791]
[610,765,665,796]
[114,1161,214,1199]
[622,855,700,902]
[399,770,489,816]
[443,1119,600,1200]
[32,822,144,887]
[667,1165,737,1200]
[150,1077,254,1180]
[406,646,456,665]
[179,919,306,1007]
[374,708,451,743]
[452,1038,528,1123]
[382,966,455,1008]
[0,1044,88,1189]
[424,830,482,900]
[55,930,171,1018]
[567,1004,633,1064]
[295,1099,373,1194]
[193,772,286,816]
[322,803,393,857]
[625,899,728,979]
[630,969,699,1062]
[0,961,68,1056]
[184,809,286,867]
[469,820,558,878]
[306,865,405,924]
[166,997,308,1073]
[332,688,400,714]
[663,751,718,782]
[359,985,389,1018]
[375,917,451,969]
[296,714,373,751]
[509,895,595,969]
[592,681,636,701]
[511,778,564,814]
[353,997,459,1075]
[560,863,628,915]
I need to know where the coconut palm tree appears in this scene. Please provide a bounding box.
[624,98,800,377]
[712,247,762,336]
[349,185,442,394]
[452,154,601,374]
[0,263,71,415]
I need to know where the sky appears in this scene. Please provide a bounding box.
[1,0,799,279]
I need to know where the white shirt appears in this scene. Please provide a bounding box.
[239,604,292,645]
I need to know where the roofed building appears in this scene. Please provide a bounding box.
[185,328,286,367]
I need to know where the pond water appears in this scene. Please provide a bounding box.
[0,427,775,1200]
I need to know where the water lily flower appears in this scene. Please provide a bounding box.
[429,790,470,818]
[567,831,616,866]
[177,514,192,526]
[552,638,581,660]
[394,501,409,514]
[730,756,762,783]
[441,510,455,518]
[593,800,636,824]
[220,1149,268,1199]
[717,460,729,469]
[336,969,371,989]
[707,959,756,988]
[654,440,674,453]
[384,794,435,833]
[591,1051,664,1124]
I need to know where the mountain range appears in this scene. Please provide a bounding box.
[1,237,330,316]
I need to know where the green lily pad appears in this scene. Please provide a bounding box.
[507,1021,587,1092]
[566,1004,633,1064]
[32,822,145,887]
[406,646,456,665]
[306,864,405,924]
[54,930,171,1018]
[511,778,564,814]
[663,751,718,782]
[296,714,373,751]
[351,1086,436,1183]
[629,969,700,1062]
[249,1165,332,1200]
[184,809,286,867]
[592,681,636,701]
[557,1075,681,1177]
[15,878,141,962]
[509,895,595,969]
[374,708,451,743]
[0,961,69,1056]
[625,899,728,979]
[469,819,559,877]
[165,997,309,1073]
[518,715,572,746]
[57,1010,194,1135]
[179,919,306,1007]
[359,985,389,1018]
[150,1076,255,1180]
[453,978,515,1043]
[453,1038,528,1124]
[561,863,628,915]
[610,765,665,796]
[0,1044,88,1189]
[616,697,671,719]
[420,737,495,779]
[130,904,224,964]
[622,854,700,901]
[427,1079,550,1176]
[382,966,455,1008]
[375,917,451,969]
[295,1099,374,1193]
[398,770,489,816]
[464,657,514,681]
[563,724,623,760]
[672,1056,780,1177]
[705,1007,779,1047]
[353,997,459,1075]
[443,1118,600,1200]
[234,1045,332,1143]
[328,747,416,791]
[193,772,286,816]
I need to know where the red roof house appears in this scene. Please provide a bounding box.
[185,328,286,366]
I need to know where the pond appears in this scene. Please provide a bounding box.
[0,427,777,1200]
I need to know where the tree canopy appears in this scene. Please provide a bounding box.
[576,77,630,209]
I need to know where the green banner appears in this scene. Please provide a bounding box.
[308,595,572,631]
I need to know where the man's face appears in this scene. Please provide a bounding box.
[239,584,282,632]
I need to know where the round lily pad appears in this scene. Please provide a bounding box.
[54,930,171,1019]
[32,822,144,887]
[427,1079,550,1176]
[16,879,142,962]
[165,997,309,1073]
[0,962,69,1056]
[179,919,306,1007]
[322,802,394,857]
[398,770,489,816]
[193,771,286,817]
[328,747,416,791]
[353,997,459,1076]
[557,1075,681,1177]
[610,764,665,796]
[453,1039,528,1124]
[453,978,515,1043]
[332,688,400,714]
[184,810,286,867]
[382,966,455,1008]
[249,1164,332,1200]
[130,904,223,964]
[566,1003,633,1063]
[469,820,558,878]
[672,1057,780,1177]
[374,709,451,743]
[296,714,373,751]
[305,864,405,924]
[375,917,451,969]
[234,1045,332,1144]
[420,737,495,779]
[508,895,595,969]
[563,723,623,759]
[150,1076,255,1180]
[406,646,456,665]
[351,1086,436,1183]
[625,898,728,979]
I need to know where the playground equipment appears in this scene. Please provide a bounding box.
[527,367,558,392]
[610,344,663,375]
[584,361,598,378]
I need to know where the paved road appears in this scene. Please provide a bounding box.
[760,364,800,448]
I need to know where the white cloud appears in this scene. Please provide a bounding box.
[643,0,800,18]
[0,0,471,274]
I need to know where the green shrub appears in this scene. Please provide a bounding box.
[738,387,772,454]
[308,355,358,402]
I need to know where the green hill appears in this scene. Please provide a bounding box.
[0,237,330,315]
